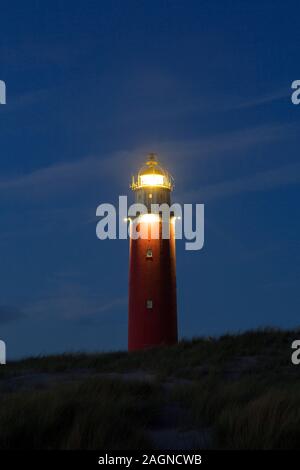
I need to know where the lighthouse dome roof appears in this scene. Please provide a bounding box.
[138,153,166,176]
[131,153,174,191]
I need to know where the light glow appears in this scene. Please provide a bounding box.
[140,213,160,223]
[140,174,164,187]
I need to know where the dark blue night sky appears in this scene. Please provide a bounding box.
[0,1,299,358]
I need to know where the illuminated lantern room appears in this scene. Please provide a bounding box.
[131,153,174,209]
[131,153,174,190]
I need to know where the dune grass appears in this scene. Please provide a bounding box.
[171,367,300,449]
[0,378,160,449]
[216,386,300,449]
[3,327,297,377]
[0,327,299,449]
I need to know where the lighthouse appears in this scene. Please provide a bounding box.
[128,153,178,351]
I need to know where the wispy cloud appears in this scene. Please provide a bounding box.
[180,161,300,202]
[24,281,127,323]
[0,305,26,324]
[231,88,290,110]
[0,122,294,203]
[158,122,290,162]
[0,151,131,201]
[0,39,89,68]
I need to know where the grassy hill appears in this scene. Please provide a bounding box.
[0,327,300,450]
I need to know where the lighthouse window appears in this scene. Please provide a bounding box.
[146,300,153,309]
[146,248,153,258]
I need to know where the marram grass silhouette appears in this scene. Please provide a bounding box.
[0,328,300,450]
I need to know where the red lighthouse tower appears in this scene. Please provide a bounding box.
[128,154,178,351]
